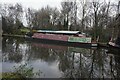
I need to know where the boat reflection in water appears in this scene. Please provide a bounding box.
[2,37,120,78]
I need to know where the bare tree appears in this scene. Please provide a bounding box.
[26,8,36,29]
[69,0,78,31]
[50,8,60,26]
[115,1,120,45]
[61,1,76,30]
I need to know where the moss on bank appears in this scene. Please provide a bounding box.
[2,72,25,79]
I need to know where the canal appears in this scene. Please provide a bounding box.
[1,37,120,78]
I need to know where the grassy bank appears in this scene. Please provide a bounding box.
[2,34,25,38]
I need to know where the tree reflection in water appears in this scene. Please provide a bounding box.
[2,37,120,78]
[2,37,23,63]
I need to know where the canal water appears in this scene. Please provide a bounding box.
[1,37,120,78]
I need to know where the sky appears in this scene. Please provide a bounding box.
[0,0,62,10]
[0,0,118,10]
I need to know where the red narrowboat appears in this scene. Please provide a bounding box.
[32,30,98,47]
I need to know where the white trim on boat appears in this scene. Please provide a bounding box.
[37,30,80,34]
[91,43,98,47]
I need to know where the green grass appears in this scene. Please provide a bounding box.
[20,28,30,33]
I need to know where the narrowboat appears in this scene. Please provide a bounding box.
[31,30,98,47]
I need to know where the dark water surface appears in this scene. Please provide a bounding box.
[1,37,120,78]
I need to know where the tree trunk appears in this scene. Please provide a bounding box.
[116,15,120,45]
[115,1,120,45]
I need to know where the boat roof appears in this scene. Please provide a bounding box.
[36,30,81,35]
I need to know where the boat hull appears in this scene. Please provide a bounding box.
[31,33,98,47]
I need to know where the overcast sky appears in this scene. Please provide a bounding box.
[0,0,62,10]
[0,0,118,10]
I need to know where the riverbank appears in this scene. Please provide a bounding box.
[2,34,25,38]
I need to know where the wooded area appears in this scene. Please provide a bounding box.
[0,0,120,42]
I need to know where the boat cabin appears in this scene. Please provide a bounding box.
[35,30,85,37]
